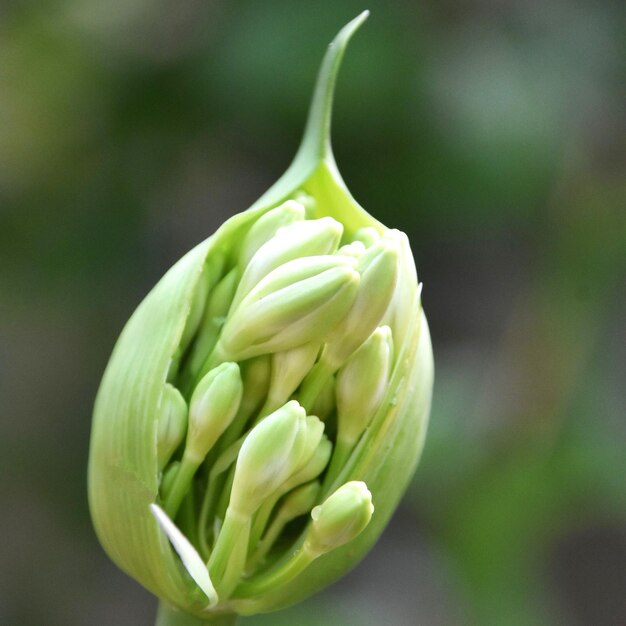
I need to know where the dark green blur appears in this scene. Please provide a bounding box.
[1,1,624,625]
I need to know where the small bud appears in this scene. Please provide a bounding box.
[336,326,393,448]
[218,256,359,361]
[336,241,366,259]
[163,363,244,518]
[229,401,306,517]
[184,267,240,386]
[186,362,244,463]
[156,384,187,471]
[323,237,399,369]
[233,216,344,308]
[239,200,305,268]
[263,343,320,417]
[305,481,374,556]
[352,226,380,247]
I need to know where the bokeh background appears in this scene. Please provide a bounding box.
[1,1,625,624]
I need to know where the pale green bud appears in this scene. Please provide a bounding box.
[186,362,243,463]
[239,199,305,268]
[305,481,374,556]
[336,241,366,259]
[262,343,320,418]
[353,226,380,247]
[184,267,239,386]
[218,256,359,361]
[323,237,399,369]
[156,384,188,471]
[233,216,344,309]
[229,401,306,517]
[336,326,393,447]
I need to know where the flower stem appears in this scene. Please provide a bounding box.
[155,602,237,626]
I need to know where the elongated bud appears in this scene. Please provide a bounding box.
[249,433,330,549]
[186,362,243,463]
[323,238,399,369]
[218,256,359,361]
[156,384,187,471]
[305,481,374,556]
[229,401,306,517]
[262,343,320,417]
[336,326,393,448]
[185,267,239,385]
[381,229,419,348]
[233,216,344,309]
[239,200,305,268]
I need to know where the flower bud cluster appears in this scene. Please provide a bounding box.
[149,197,405,607]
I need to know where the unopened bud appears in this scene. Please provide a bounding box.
[239,200,305,268]
[262,343,320,417]
[336,326,393,447]
[219,256,359,360]
[353,226,380,247]
[306,481,374,556]
[156,384,187,471]
[233,216,343,309]
[230,401,306,516]
[324,237,399,368]
[336,241,366,259]
[186,362,243,463]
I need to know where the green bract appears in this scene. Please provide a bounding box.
[88,11,434,626]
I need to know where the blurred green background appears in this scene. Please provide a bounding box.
[1,1,625,624]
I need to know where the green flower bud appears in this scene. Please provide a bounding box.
[217,256,359,361]
[352,226,379,247]
[156,384,188,472]
[89,12,434,624]
[163,363,243,518]
[183,267,240,388]
[239,200,305,268]
[228,400,306,517]
[306,481,374,556]
[336,326,393,448]
[259,342,320,418]
[323,237,399,368]
[232,216,344,310]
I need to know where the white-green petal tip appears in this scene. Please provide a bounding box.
[150,504,219,607]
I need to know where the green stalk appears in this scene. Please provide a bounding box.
[155,602,237,626]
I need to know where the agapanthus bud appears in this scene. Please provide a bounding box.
[306,481,374,556]
[324,237,399,368]
[186,362,243,464]
[156,384,187,471]
[163,362,243,518]
[228,400,306,517]
[353,226,380,247]
[239,200,305,268]
[336,326,393,448]
[217,256,359,361]
[89,13,434,625]
[232,216,344,309]
[260,342,320,418]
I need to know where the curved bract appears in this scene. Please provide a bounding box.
[88,11,434,625]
